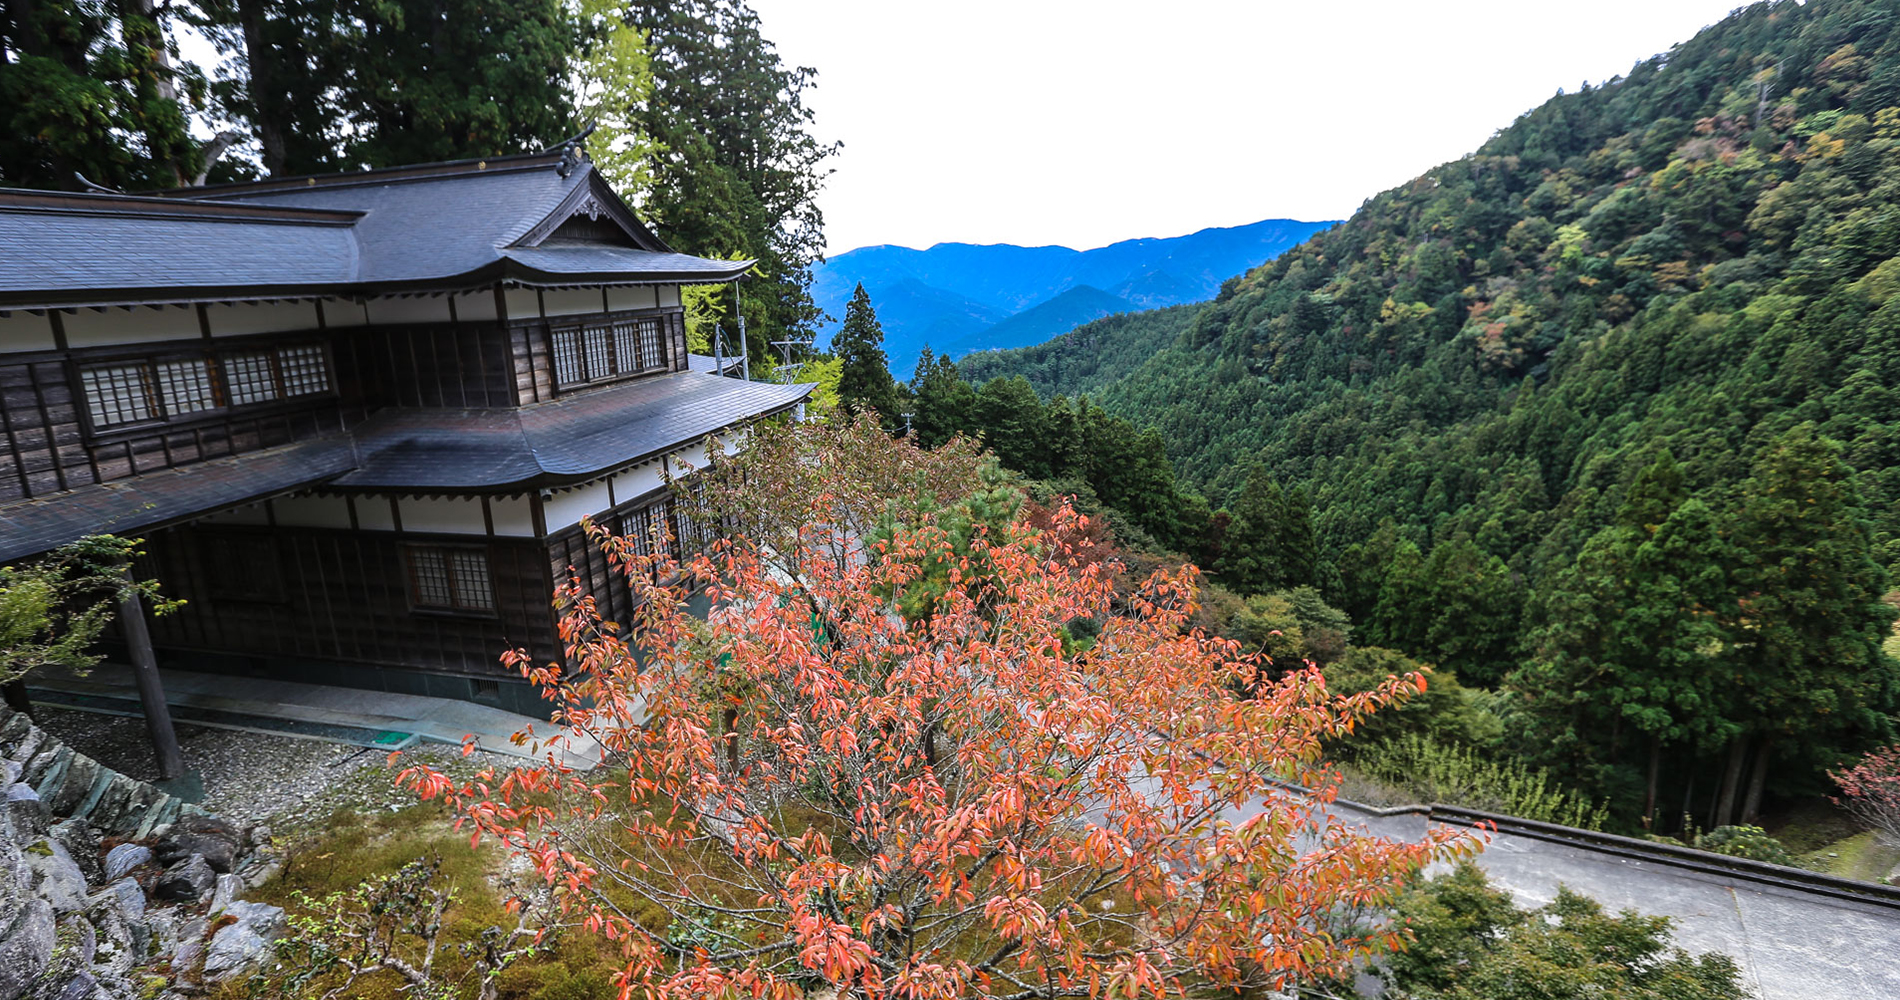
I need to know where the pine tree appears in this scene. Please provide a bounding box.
[833,285,902,429]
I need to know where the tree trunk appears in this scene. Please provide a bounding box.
[722,706,739,773]
[1742,739,1773,826]
[117,0,185,186]
[1644,735,1662,830]
[1714,737,1748,830]
[235,0,288,175]
[1,679,33,719]
[119,578,184,781]
[1680,768,1696,838]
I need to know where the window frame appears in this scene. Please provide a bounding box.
[542,308,672,393]
[70,338,337,441]
[403,543,499,617]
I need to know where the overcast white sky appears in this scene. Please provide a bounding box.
[749,0,1751,256]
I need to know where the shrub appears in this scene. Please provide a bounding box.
[1831,744,1900,844]
[1356,733,1609,830]
[1693,825,1796,866]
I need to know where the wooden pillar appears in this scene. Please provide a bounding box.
[118,576,184,781]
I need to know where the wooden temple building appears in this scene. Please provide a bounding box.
[0,149,810,717]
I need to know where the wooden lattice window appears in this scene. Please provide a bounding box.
[551,315,667,389]
[222,350,279,405]
[277,345,330,396]
[637,317,663,370]
[154,358,219,416]
[406,545,495,612]
[79,363,156,427]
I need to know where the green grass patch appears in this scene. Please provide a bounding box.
[1798,830,1900,883]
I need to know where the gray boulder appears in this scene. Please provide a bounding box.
[0,834,29,931]
[0,897,55,1000]
[153,855,215,904]
[47,821,100,884]
[23,839,88,916]
[100,845,150,883]
[153,815,239,875]
[168,917,208,992]
[38,972,97,1000]
[207,873,244,914]
[25,916,98,1000]
[4,784,49,838]
[202,901,284,985]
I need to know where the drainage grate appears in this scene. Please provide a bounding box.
[26,688,421,751]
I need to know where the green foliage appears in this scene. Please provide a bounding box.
[833,284,903,428]
[1692,825,1796,866]
[1356,734,1608,830]
[194,0,575,176]
[1,0,213,189]
[963,0,1900,822]
[1326,650,1502,748]
[625,0,837,365]
[0,535,178,686]
[1381,863,1750,999]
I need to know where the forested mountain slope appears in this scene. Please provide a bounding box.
[995,0,1900,575]
[953,0,1900,822]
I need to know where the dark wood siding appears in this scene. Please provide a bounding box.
[139,523,560,676]
[0,348,345,504]
[506,305,687,405]
[330,321,516,416]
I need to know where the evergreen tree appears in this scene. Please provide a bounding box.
[974,376,1048,479]
[1722,425,1899,823]
[1216,465,1287,593]
[2,0,211,189]
[833,284,902,428]
[1421,536,1521,687]
[197,0,574,176]
[623,0,836,364]
[909,349,975,449]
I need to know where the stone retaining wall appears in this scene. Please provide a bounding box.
[0,704,201,839]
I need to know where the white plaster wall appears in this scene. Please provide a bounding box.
[206,300,321,337]
[503,288,541,320]
[0,312,57,353]
[398,496,489,535]
[453,290,499,322]
[270,494,353,530]
[657,285,681,307]
[63,306,202,346]
[607,286,658,311]
[488,495,536,536]
[543,288,605,317]
[541,480,614,533]
[364,296,453,326]
[611,461,666,504]
[355,497,397,532]
[320,297,370,328]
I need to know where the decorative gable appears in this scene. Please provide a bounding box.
[510,168,672,251]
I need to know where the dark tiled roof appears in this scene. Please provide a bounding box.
[0,438,358,563]
[338,372,812,489]
[0,373,813,561]
[687,352,745,376]
[0,153,753,309]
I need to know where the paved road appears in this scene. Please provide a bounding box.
[1335,805,1900,999]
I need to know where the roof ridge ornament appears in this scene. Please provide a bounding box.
[541,122,598,178]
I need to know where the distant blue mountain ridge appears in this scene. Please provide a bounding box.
[811,216,1338,377]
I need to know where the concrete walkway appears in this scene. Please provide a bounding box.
[1336,805,1900,999]
[28,663,602,770]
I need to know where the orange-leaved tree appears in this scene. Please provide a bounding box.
[400,417,1475,1000]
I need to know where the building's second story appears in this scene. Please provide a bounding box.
[0,150,811,561]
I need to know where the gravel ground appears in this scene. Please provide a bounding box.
[30,706,522,827]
